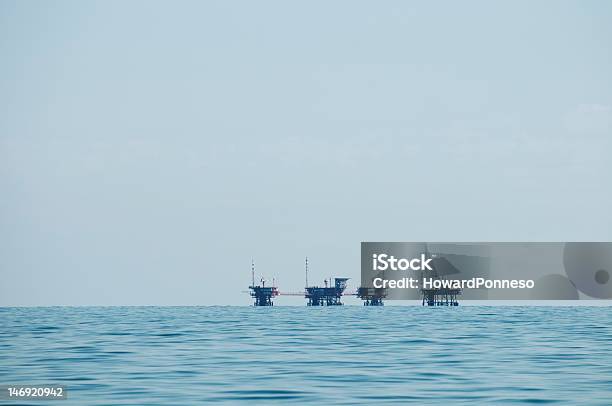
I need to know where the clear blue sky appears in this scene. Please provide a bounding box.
[1,0,611,305]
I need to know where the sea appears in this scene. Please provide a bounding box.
[1,306,611,405]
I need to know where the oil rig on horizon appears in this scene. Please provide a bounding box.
[303,257,349,306]
[420,254,461,306]
[247,256,460,307]
[248,260,279,306]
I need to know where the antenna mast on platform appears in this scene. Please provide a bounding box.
[251,258,255,287]
[305,257,309,289]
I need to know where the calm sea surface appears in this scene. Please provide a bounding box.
[1,306,611,405]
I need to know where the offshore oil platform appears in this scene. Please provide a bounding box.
[303,257,349,306]
[247,256,460,307]
[305,278,349,305]
[420,253,461,306]
[248,260,279,306]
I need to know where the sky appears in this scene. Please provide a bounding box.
[1,0,611,305]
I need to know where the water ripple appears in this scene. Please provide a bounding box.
[1,306,611,405]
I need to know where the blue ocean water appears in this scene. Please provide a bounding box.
[0,306,611,405]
